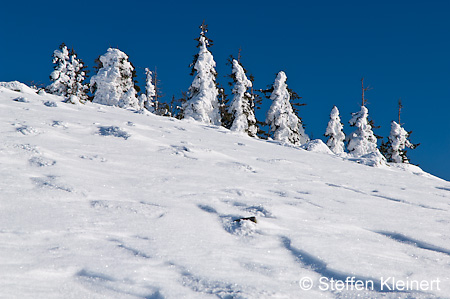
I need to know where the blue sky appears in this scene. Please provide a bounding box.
[1,0,449,180]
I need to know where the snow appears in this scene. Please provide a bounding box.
[1,82,450,298]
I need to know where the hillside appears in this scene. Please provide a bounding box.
[0,82,449,299]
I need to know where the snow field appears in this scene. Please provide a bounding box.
[0,82,449,298]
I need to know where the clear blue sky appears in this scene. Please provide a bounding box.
[1,0,449,181]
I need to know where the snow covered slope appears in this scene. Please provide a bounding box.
[1,82,449,299]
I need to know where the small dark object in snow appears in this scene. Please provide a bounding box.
[234,216,257,223]
[44,100,58,107]
[13,96,29,103]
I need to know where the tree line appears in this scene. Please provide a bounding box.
[43,22,418,165]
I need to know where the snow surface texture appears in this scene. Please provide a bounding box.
[228,59,257,137]
[90,48,139,110]
[1,82,450,299]
[266,71,309,146]
[183,36,221,125]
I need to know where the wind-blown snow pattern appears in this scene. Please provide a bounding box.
[228,59,257,137]
[90,48,139,109]
[266,71,309,145]
[325,106,345,155]
[183,36,221,125]
[1,81,450,299]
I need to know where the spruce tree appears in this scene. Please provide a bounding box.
[266,71,309,145]
[90,48,140,109]
[140,68,156,112]
[380,100,419,163]
[182,22,221,125]
[325,106,345,154]
[46,43,88,103]
[228,59,257,137]
[382,121,418,163]
[347,105,380,156]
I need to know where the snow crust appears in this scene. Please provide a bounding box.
[1,82,449,298]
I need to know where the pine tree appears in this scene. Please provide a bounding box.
[90,48,139,109]
[182,22,221,125]
[325,106,345,154]
[46,43,88,103]
[266,71,309,145]
[228,59,257,137]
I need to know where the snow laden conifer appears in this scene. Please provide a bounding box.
[266,71,309,145]
[46,43,88,103]
[228,59,257,137]
[138,68,156,112]
[382,121,418,163]
[347,105,385,163]
[182,22,221,125]
[90,48,139,109]
[325,106,345,154]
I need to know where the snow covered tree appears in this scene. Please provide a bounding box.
[182,22,221,125]
[381,121,418,163]
[138,68,156,112]
[228,59,257,137]
[266,71,309,145]
[347,105,380,157]
[90,48,139,109]
[324,106,345,154]
[46,43,88,103]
